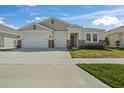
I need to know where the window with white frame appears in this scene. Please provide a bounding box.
[86,33,91,42]
[93,34,98,42]
[86,33,98,43]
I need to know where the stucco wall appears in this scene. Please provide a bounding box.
[20,24,48,30]
[106,33,120,48]
[40,19,69,31]
[82,29,105,40]
[66,27,105,48]
[80,29,105,48]
[67,27,83,40]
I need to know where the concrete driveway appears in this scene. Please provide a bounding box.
[0,48,110,88]
[0,48,73,64]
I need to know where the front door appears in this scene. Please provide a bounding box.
[70,33,78,48]
[70,35,75,47]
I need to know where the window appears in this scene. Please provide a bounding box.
[51,19,54,24]
[93,34,97,42]
[86,33,91,42]
[86,33,98,43]
[115,40,120,48]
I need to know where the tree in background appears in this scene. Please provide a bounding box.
[105,37,109,48]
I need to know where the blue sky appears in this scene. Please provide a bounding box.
[0,5,124,30]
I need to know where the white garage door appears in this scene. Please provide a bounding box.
[54,31,67,48]
[22,31,50,48]
[4,37,16,48]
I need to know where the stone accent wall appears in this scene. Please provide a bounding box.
[48,40,54,48]
[67,40,71,48]
[67,39,105,49]
[78,40,85,48]
[78,40,105,49]
[99,40,105,44]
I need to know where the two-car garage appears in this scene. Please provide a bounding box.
[21,30,51,48]
[21,30,67,48]
[19,17,70,49]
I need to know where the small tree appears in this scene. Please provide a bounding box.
[105,37,109,48]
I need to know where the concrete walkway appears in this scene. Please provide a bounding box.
[0,48,110,88]
[73,58,124,64]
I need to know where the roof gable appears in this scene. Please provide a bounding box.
[67,24,83,29]
[38,17,71,31]
[19,23,53,31]
[0,24,19,35]
[83,28,105,33]
[0,24,16,31]
[106,25,124,35]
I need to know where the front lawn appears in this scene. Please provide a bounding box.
[77,64,124,88]
[69,49,124,58]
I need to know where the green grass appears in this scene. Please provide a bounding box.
[69,48,124,58]
[77,64,124,88]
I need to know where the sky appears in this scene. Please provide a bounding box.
[0,5,124,30]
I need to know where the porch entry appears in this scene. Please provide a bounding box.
[70,33,78,48]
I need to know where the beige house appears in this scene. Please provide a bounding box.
[0,24,20,48]
[2,17,124,49]
[19,17,105,49]
[105,26,124,48]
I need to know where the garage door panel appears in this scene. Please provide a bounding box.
[54,31,67,48]
[21,31,50,48]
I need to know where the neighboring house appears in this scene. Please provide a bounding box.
[0,24,20,48]
[19,17,105,49]
[105,26,124,48]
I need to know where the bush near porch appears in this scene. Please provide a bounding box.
[69,48,124,58]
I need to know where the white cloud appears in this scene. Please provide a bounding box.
[34,17,41,20]
[35,17,47,21]
[6,24,18,29]
[0,17,18,29]
[26,17,47,23]
[0,20,4,24]
[26,20,34,23]
[30,13,39,16]
[0,17,5,20]
[62,6,124,21]
[92,16,123,26]
[60,13,69,16]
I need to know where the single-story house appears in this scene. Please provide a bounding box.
[0,24,20,48]
[19,17,105,49]
[105,26,124,48]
